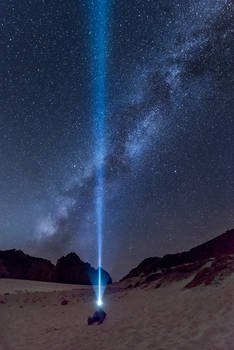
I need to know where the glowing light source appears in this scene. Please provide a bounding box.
[89,0,111,305]
[97,298,103,307]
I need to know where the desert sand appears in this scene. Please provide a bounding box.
[1,276,234,350]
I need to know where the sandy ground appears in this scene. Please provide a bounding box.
[0,277,234,350]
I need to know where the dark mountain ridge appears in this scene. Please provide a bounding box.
[122,228,234,280]
[0,250,112,285]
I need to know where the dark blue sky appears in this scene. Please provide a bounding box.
[0,0,233,280]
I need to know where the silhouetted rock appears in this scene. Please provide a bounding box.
[0,259,9,278]
[0,250,112,285]
[122,229,234,280]
[0,250,54,282]
[53,252,112,285]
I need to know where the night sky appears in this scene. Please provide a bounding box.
[0,0,233,280]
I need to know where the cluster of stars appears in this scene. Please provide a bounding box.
[0,0,233,280]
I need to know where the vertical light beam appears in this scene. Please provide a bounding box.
[89,0,110,305]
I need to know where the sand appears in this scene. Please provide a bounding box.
[0,277,234,350]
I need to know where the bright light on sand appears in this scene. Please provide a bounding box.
[97,298,103,307]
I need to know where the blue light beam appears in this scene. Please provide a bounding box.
[89,0,111,305]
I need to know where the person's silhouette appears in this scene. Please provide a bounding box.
[88,308,107,325]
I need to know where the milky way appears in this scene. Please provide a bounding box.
[0,0,233,280]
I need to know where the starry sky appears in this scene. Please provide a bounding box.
[0,0,233,280]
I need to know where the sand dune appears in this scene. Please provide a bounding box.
[1,277,234,350]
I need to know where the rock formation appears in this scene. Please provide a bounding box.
[121,229,234,289]
[0,250,112,285]
[122,229,234,280]
[0,249,54,281]
[53,252,112,285]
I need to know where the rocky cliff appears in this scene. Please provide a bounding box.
[121,229,234,289]
[0,250,112,285]
[53,252,112,285]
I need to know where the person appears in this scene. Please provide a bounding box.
[88,308,107,325]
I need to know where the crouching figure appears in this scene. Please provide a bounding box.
[88,309,107,325]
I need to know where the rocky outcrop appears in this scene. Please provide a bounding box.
[0,250,112,285]
[184,255,234,288]
[121,229,234,290]
[122,229,234,280]
[0,250,54,282]
[0,258,9,278]
[122,255,234,290]
[53,252,112,285]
